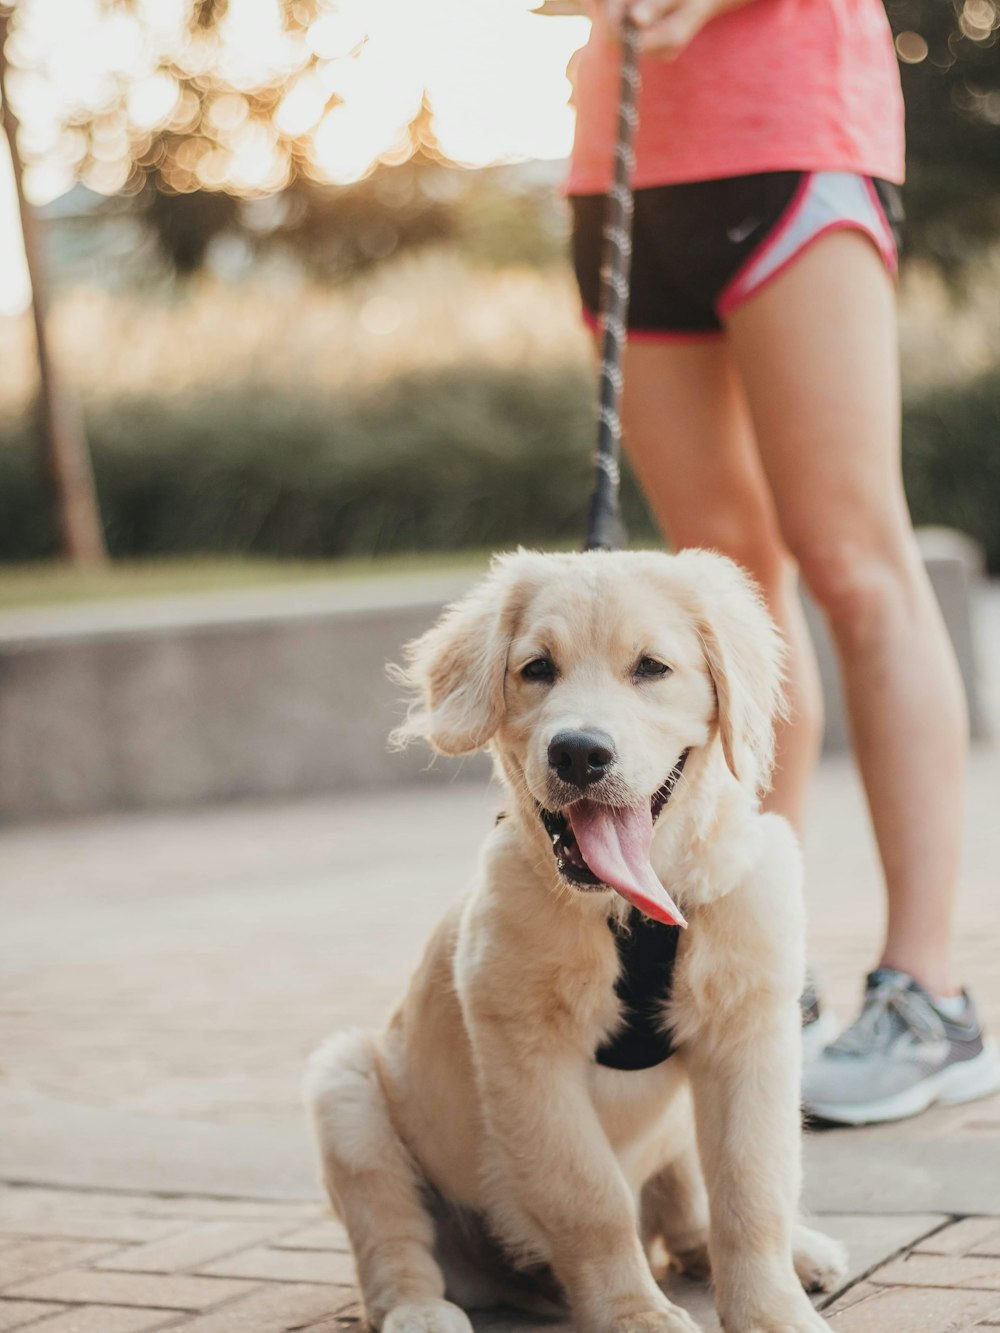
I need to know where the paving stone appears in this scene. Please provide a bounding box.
[0,1190,124,1222]
[823,1281,882,1315]
[0,1216,183,1245]
[201,1245,355,1285]
[0,1190,184,1241]
[272,1221,350,1252]
[4,1270,256,1311]
[0,1302,65,1331]
[136,1199,319,1222]
[871,1252,1000,1290]
[174,1282,350,1331]
[803,1134,1000,1217]
[809,1212,948,1292]
[0,1241,114,1290]
[913,1216,1000,1258]
[0,1189,314,1228]
[302,1311,365,1332]
[827,1284,1000,1330]
[95,1221,290,1273]
[0,1085,318,1203]
[24,1307,179,1332]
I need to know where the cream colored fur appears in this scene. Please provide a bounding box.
[305,549,847,1333]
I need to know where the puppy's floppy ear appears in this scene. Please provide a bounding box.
[389,552,541,757]
[673,549,788,796]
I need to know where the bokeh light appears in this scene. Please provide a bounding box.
[0,0,591,313]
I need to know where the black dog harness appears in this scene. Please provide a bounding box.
[595,910,680,1071]
[595,749,689,1071]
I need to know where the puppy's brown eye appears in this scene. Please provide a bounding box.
[635,657,671,680]
[522,658,555,683]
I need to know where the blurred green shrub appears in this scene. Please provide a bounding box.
[1,367,997,568]
[902,370,1000,570]
[0,370,654,562]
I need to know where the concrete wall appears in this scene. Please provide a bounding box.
[0,574,490,822]
[0,535,987,822]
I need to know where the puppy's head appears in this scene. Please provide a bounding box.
[393,548,785,925]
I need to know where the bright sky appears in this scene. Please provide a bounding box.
[0,0,591,315]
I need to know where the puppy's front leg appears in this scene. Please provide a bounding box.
[467,1015,700,1333]
[688,1017,829,1333]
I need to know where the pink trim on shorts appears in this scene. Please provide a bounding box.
[721,222,897,320]
[580,305,724,344]
[626,327,725,345]
[717,175,897,318]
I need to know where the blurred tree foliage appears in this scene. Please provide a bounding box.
[884,0,1000,275]
[7,0,1000,278]
[258,163,569,282]
[67,0,340,272]
[5,0,563,277]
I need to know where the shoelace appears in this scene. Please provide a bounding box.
[828,976,945,1058]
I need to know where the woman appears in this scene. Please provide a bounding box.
[566,0,1000,1123]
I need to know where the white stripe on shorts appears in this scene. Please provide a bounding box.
[717,171,897,317]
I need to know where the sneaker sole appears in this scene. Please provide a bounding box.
[802,1008,839,1065]
[804,1038,1000,1126]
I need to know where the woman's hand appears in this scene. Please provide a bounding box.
[605,0,752,60]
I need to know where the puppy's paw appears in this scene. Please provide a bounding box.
[382,1299,473,1333]
[747,1317,830,1333]
[792,1225,849,1294]
[670,1241,711,1282]
[719,1298,830,1333]
[611,1307,703,1333]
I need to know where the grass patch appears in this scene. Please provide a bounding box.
[0,550,501,611]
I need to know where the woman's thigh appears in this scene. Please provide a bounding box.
[723,230,916,617]
[618,337,788,585]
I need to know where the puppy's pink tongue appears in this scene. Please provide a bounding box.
[566,801,687,928]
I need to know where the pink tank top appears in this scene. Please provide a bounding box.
[567,0,905,194]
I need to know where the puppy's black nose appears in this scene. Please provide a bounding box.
[547,730,616,788]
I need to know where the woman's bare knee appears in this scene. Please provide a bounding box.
[787,530,917,646]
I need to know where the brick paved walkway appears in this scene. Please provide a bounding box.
[3,1185,1000,1331]
[826,1219,1000,1330]
[0,1186,361,1331]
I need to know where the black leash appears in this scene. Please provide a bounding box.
[537,17,681,1071]
[584,18,642,554]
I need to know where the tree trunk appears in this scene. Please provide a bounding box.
[0,11,107,567]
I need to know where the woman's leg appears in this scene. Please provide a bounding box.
[619,338,824,833]
[726,230,967,998]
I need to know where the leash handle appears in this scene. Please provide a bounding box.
[584,16,641,554]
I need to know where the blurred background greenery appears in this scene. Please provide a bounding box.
[0,0,999,593]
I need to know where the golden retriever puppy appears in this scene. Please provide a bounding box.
[306,548,847,1333]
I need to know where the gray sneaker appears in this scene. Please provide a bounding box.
[802,967,1000,1125]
